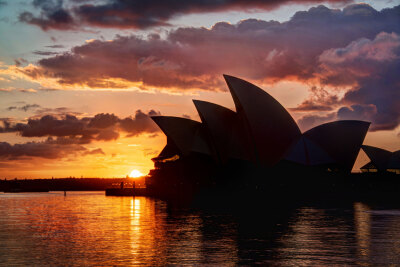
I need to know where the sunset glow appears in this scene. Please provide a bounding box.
[0,0,398,178]
[1,1,400,266]
[130,170,144,178]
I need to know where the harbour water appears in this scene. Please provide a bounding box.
[1,191,400,265]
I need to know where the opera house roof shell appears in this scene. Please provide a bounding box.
[361,145,400,172]
[151,75,371,172]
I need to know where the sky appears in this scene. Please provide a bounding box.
[0,0,399,178]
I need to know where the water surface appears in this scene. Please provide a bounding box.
[1,191,400,265]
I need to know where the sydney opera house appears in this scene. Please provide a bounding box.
[361,146,400,174]
[146,75,398,196]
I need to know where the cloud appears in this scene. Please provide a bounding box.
[0,136,105,160]
[318,32,400,86]
[46,44,65,48]
[33,107,79,117]
[317,32,400,131]
[83,148,105,156]
[0,139,86,159]
[119,110,161,137]
[15,114,92,137]
[14,58,28,67]
[0,87,37,94]
[19,0,75,31]
[142,148,159,157]
[20,4,399,92]
[290,86,339,112]
[96,129,120,141]
[297,112,336,131]
[20,104,41,112]
[0,109,160,160]
[0,118,15,133]
[88,113,119,128]
[19,88,38,93]
[33,50,60,56]
[337,104,377,122]
[13,4,400,132]
[2,110,160,140]
[20,0,352,30]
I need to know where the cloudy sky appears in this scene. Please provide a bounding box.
[0,0,399,178]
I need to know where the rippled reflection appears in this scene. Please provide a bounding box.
[1,192,400,265]
[354,202,371,266]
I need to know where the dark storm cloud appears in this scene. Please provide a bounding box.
[19,0,352,30]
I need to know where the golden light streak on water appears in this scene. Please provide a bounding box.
[354,202,371,266]
[1,192,400,265]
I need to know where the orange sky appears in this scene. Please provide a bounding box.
[0,1,399,178]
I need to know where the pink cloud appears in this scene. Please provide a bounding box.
[296,31,400,131]
[15,4,400,132]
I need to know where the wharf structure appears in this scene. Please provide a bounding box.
[146,75,397,198]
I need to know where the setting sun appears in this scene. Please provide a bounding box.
[130,169,144,178]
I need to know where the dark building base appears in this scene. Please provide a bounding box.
[146,165,400,207]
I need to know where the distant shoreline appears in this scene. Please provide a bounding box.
[0,178,132,192]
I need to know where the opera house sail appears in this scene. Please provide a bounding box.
[361,145,400,174]
[285,121,370,172]
[147,75,374,197]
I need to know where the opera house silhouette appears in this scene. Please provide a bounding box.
[361,145,400,174]
[146,75,397,198]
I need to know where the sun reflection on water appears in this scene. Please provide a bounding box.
[2,192,400,265]
[354,202,371,265]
